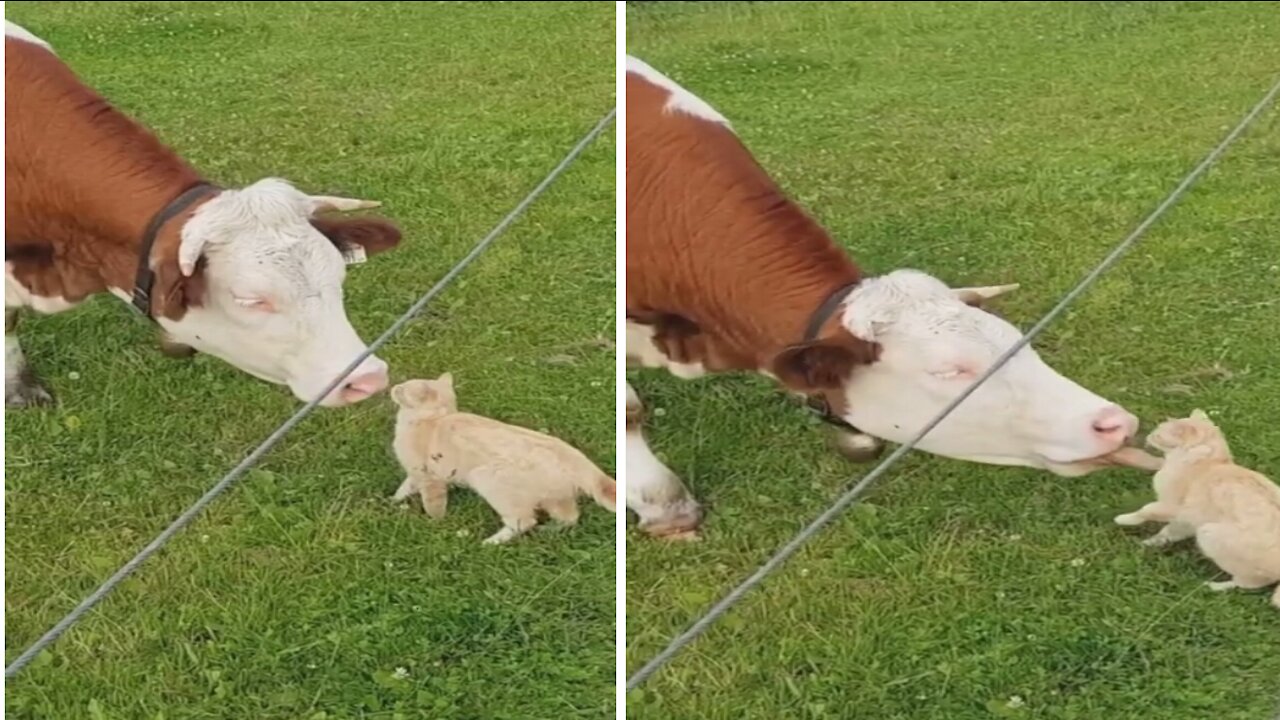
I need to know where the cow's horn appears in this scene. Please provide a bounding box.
[309,195,382,214]
[953,283,1020,304]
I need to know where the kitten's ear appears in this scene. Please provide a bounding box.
[437,371,454,389]
[1172,421,1198,442]
[390,383,408,407]
[1190,408,1210,421]
[393,381,435,408]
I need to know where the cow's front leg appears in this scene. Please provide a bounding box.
[626,382,702,540]
[5,309,53,407]
[626,317,707,379]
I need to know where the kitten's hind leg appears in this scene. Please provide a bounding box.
[484,512,538,545]
[543,497,581,527]
[1196,522,1278,594]
[469,467,539,545]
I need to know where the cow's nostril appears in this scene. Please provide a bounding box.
[1092,405,1138,441]
[340,370,389,402]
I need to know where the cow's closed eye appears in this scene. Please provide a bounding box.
[233,295,276,313]
[929,365,976,381]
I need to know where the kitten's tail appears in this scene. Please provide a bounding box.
[583,472,617,513]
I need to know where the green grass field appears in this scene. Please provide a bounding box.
[4,2,614,718]
[626,3,1280,719]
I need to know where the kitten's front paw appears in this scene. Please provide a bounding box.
[1141,533,1173,547]
[392,477,415,503]
[1205,580,1238,592]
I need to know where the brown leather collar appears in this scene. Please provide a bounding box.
[131,182,220,319]
[799,279,864,430]
[802,280,861,343]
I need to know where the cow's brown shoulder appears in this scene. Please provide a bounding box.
[6,35,205,314]
[625,65,870,377]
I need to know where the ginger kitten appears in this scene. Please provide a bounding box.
[390,373,616,544]
[1115,410,1280,608]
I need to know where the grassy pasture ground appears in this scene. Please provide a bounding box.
[626,3,1280,719]
[5,2,615,718]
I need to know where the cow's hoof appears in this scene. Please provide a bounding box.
[653,528,702,542]
[638,499,704,541]
[642,523,702,542]
[6,382,54,408]
[830,430,884,462]
[159,338,197,359]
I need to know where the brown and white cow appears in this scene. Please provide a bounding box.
[625,55,1158,539]
[5,22,402,408]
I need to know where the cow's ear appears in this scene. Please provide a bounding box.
[311,217,402,261]
[151,254,208,321]
[771,335,880,391]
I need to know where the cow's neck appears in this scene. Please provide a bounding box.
[627,107,865,372]
[35,127,202,296]
[672,205,862,372]
[8,48,205,304]
[736,260,858,369]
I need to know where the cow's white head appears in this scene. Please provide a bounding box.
[147,178,400,407]
[772,269,1142,476]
